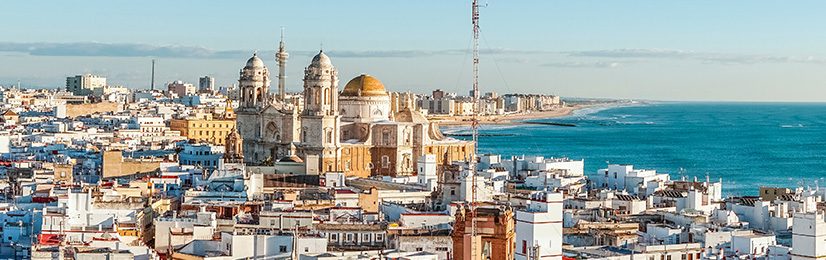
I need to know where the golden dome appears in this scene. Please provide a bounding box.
[341,74,388,97]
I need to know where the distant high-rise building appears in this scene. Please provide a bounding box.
[167,81,196,98]
[199,76,215,92]
[468,89,478,98]
[66,74,106,97]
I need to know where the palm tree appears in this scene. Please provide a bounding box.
[261,156,275,166]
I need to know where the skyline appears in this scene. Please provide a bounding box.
[3,1,826,101]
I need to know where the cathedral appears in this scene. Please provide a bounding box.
[235,45,474,178]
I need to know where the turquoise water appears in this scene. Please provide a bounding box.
[441,102,826,196]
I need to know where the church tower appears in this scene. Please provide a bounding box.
[238,53,271,110]
[224,126,244,163]
[236,53,272,163]
[299,50,341,173]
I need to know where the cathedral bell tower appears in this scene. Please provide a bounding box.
[238,53,271,111]
[299,50,341,173]
[235,53,272,163]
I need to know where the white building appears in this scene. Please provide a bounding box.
[791,212,826,260]
[595,164,670,196]
[731,233,776,257]
[128,116,167,136]
[514,191,563,260]
[178,142,224,168]
[66,74,106,96]
[417,154,438,191]
[504,156,585,177]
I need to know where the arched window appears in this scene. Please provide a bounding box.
[324,88,330,105]
[382,131,391,145]
[381,156,390,169]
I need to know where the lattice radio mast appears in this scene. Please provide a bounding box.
[471,0,481,240]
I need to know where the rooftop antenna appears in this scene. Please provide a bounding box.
[151,59,155,91]
[470,0,485,245]
[276,26,289,101]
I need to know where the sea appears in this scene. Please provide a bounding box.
[440,102,826,196]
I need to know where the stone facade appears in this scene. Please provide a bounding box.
[236,51,473,178]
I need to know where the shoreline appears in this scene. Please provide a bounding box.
[431,105,585,126]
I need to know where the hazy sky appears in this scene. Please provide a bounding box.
[2,1,825,101]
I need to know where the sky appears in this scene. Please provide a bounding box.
[1,1,826,101]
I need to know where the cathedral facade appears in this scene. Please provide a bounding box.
[236,51,474,178]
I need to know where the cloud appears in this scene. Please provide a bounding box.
[0,42,252,59]
[542,61,620,68]
[0,42,452,59]
[1,42,822,66]
[568,48,826,65]
[0,42,552,60]
[316,50,453,58]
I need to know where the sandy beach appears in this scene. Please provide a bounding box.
[430,105,581,126]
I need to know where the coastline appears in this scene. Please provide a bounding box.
[431,105,583,126]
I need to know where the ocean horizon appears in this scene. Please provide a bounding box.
[441,101,826,196]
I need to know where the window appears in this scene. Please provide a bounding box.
[280,246,287,252]
[376,234,383,241]
[614,172,617,178]
[346,234,353,242]
[416,247,423,252]
[363,234,370,241]
[330,234,338,241]
[382,156,390,168]
[382,131,390,145]
[436,247,449,251]
[305,247,309,252]
[522,240,527,254]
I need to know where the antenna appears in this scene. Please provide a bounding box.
[471,0,481,241]
[151,59,155,91]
